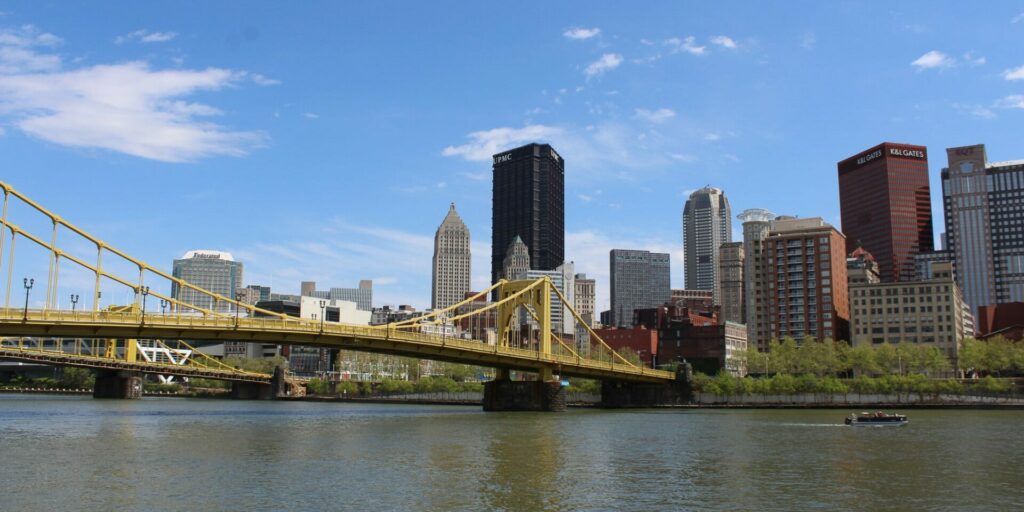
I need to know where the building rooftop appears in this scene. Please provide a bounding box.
[180,250,234,261]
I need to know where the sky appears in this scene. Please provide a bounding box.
[1,1,1023,311]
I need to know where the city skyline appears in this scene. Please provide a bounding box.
[1,3,1023,310]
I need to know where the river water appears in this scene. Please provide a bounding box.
[1,395,1021,511]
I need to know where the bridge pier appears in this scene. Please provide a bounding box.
[483,369,567,412]
[230,367,294,400]
[599,364,694,408]
[93,370,143,399]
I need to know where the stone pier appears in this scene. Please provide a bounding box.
[482,369,567,412]
[599,364,694,408]
[93,370,143,399]
[230,367,300,400]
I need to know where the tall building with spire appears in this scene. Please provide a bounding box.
[683,187,732,304]
[501,235,531,280]
[431,203,471,310]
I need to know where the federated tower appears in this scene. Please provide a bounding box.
[491,143,565,287]
[683,187,732,304]
[432,203,471,310]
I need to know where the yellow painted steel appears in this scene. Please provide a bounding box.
[0,180,675,384]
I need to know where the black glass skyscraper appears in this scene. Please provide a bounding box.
[491,143,565,286]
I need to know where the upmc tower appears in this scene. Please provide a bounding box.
[491,143,565,286]
[837,142,934,282]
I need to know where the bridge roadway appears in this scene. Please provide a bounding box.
[0,308,675,384]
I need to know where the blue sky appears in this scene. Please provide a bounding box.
[1,1,1023,311]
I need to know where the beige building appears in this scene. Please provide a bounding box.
[849,261,973,366]
[573,273,596,327]
[718,242,744,324]
[431,203,471,310]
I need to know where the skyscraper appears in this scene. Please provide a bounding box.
[302,280,373,311]
[739,209,777,350]
[491,143,565,286]
[574,273,596,327]
[171,250,244,313]
[942,144,1024,315]
[431,203,471,310]
[609,249,671,327]
[683,187,732,304]
[837,142,934,282]
[501,236,530,281]
[718,241,744,324]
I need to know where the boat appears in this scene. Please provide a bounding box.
[844,411,908,426]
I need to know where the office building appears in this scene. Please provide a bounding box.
[718,241,744,324]
[762,217,850,342]
[431,203,472,310]
[913,251,953,281]
[609,249,671,327]
[977,302,1024,341]
[574,273,596,327]
[849,261,973,368]
[491,143,565,286]
[501,236,531,280]
[633,303,746,374]
[837,142,934,282]
[302,280,373,311]
[682,187,732,302]
[256,297,371,375]
[171,250,244,313]
[847,247,881,285]
[942,144,1024,316]
[525,261,575,335]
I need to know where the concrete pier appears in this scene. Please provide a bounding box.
[230,367,299,400]
[483,378,567,412]
[599,364,694,408]
[93,370,143,399]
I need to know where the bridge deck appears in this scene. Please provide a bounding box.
[0,309,675,383]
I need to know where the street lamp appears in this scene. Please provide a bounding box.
[319,300,327,333]
[139,286,150,325]
[70,294,79,312]
[160,299,168,315]
[22,278,34,321]
[235,291,244,327]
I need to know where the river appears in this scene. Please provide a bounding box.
[1,395,1021,511]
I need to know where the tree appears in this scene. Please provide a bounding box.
[744,344,768,375]
[847,345,881,376]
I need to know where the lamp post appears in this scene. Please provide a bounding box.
[70,294,79,312]
[160,299,168,315]
[140,286,150,325]
[319,300,327,333]
[235,291,243,327]
[22,278,34,321]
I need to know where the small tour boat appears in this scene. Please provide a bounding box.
[845,411,908,426]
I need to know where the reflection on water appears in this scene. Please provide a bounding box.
[0,395,1021,511]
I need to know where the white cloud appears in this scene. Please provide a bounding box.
[563,27,600,40]
[995,95,1024,109]
[953,103,995,119]
[1003,65,1024,81]
[1013,13,1024,23]
[584,53,622,77]
[115,29,177,44]
[633,107,675,123]
[710,35,737,49]
[963,52,986,66]
[664,36,705,56]
[801,32,816,50]
[911,50,955,70]
[442,124,563,161]
[704,132,721,141]
[0,29,266,162]
[251,73,280,86]
[670,153,696,163]
[304,112,319,119]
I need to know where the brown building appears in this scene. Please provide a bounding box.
[718,242,745,324]
[592,327,658,367]
[764,218,850,342]
[838,142,934,283]
[977,302,1024,341]
[631,304,745,375]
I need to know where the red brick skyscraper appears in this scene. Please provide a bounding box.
[837,142,934,282]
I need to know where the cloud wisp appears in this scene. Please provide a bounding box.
[1003,65,1024,81]
[911,50,955,70]
[0,26,266,162]
[584,53,623,77]
[563,27,600,40]
[634,107,676,123]
[442,124,563,161]
[115,29,178,44]
[664,36,705,56]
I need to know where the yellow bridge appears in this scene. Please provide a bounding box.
[0,180,677,408]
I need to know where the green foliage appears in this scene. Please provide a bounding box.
[221,355,287,375]
[336,380,359,394]
[189,377,230,389]
[59,367,95,388]
[307,378,330,395]
[567,378,601,394]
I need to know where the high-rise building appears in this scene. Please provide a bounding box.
[431,203,471,310]
[850,261,972,369]
[525,262,575,335]
[718,242,744,324]
[171,250,244,313]
[302,280,373,311]
[300,281,316,297]
[682,187,732,303]
[913,250,953,281]
[501,236,530,280]
[942,144,1024,316]
[609,249,671,327]
[837,142,934,282]
[491,143,565,286]
[762,218,850,342]
[574,273,596,327]
[739,209,776,350]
